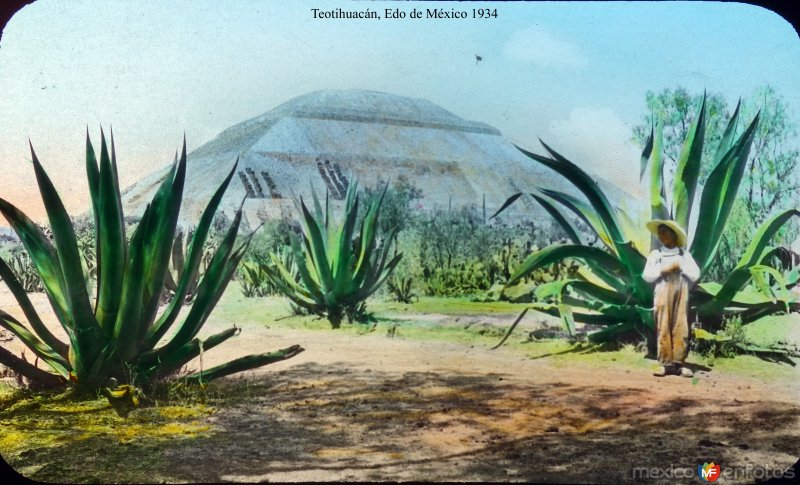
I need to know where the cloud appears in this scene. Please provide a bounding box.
[546,107,644,198]
[502,26,587,69]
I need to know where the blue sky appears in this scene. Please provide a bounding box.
[0,0,798,222]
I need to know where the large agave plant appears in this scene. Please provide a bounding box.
[0,131,303,392]
[265,181,402,328]
[494,94,799,348]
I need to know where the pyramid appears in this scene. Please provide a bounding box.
[120,89,635,229]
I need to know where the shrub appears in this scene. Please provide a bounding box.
[0,131,303,393]
[264,181,401,328]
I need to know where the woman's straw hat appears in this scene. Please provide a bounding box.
[646,219,688,248]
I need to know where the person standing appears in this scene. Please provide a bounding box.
[642,220,701,377]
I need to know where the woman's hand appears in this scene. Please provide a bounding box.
[660,261,681,275]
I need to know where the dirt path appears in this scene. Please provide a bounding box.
[145,319,798,483]
[1,288,799,483]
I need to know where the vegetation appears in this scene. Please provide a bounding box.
[0,131,302,394]
[494,93,799,350]
[633,85,800,281]
[263,180,401,328]
[387,273,417,304]
[163,230,217,305]
[7,252,44,293]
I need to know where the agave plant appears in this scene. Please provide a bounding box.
[387,274,417,304]
[163,230,217,305]
[493,94,799,349]
[0,131,303,393]
[8,251,44,293]
[238,259,273,298]
[264,181,401,328]
[238,247,296,298]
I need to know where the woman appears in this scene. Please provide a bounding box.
[642,220,701,377]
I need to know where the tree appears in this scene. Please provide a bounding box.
[632,87,730,183]
[739,85,800,227]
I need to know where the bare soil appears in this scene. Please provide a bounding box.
[1,288,799,483]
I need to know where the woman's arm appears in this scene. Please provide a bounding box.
[642,250,662,283]
[681,251,702,284]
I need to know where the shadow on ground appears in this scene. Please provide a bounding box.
[7,362,800,483]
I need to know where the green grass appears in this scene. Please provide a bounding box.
[696,353,797,381]
[213,281,798,379]
[373,296,528,316]
[0,386,222,483]
[743,313,800,346]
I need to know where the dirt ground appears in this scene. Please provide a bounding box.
[1,288,799,483]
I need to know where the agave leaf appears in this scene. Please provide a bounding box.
[0,256,68,358]
[491,308,529,350]
[697,209,798,315]
[332,192,359,295]
[733,209,799,270]
[560,295,643,321]
[575,266,615,291]
[182,345,305,384]
[286,233,323,300]
[615,207,650,257]
[639,124,654,182]
[557,303,576,336]
[567,279,628,305]
[712,99,742,167]
[138,142,186,330]
[0,309,70,378]
[0,346,65,387]
[519,141,625,245]
[352,252,402,302]
[709,113,760,256]
[527,302,628,326]
[267,254,314,298]
[690,139,740,267]
[300,199,335,292]
[691,114,760,271]
[354,183,389,280]
[648,121,669,225]
[29,145,103,366]
[0,199,71,328]
[490,192,524,220]
[143,209,247,363]
[146,326,239,378]
[95,131,127,335]
[538,188,612,250]
[147,158,239,347]
[508,244,628,295]
[85,133,102,304]
[112,203,151,361]
[529,192,582,245]
[672,93,706,229]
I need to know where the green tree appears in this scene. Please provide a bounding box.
[739,85,800,227]
[632,87,730,182]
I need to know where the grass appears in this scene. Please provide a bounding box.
[373,296,529,316]
[0,383,216,483]
[743,313,800,347]
[212,281,799,379]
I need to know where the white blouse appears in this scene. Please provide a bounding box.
[642,246,701,285]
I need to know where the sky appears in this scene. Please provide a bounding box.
[0,0,798,225]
